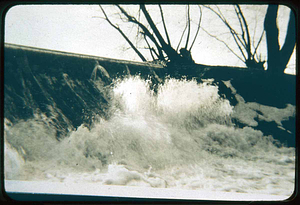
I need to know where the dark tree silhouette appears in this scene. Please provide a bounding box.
[203,5,265,70]
[264,5,296,74]
[100,4,202,65]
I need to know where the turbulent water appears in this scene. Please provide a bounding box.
[4,75,295,198]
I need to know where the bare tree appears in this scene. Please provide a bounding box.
[99,4,202,65]
[264,5,296,74]
[203,5,265,70]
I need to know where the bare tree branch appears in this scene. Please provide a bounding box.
[158,5,172,46]
[204,5,247,50]
[100,5,147,62]
[235,5,252,60]
[176,18,188,52]
[252,14,258,54]
[137,7,141,39]
[234,6,247,49]
[143,34,156,61]
[201,27,244,62]
[135,8,141,48]
[253,30,264,59]
[101,4,200,64]
[216,5,226,21]
[185,5,191,49]
[141,31,165,60]
[230,30,247,61]
[204,5,270,64]
[116,5,165,59]
[140,4,167,47]
[140,4,179,61]
[188,5,202,51]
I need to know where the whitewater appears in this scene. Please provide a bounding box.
[4,75,295,200]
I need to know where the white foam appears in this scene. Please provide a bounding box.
[4,76,295,200]
[5,180,290,201]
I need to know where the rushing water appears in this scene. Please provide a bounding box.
[4,75,295,198]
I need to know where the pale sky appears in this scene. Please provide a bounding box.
[4,4,296,74]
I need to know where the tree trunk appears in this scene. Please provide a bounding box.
[264,5,296,74]
[264,5,280,73]
[279,10,296,70]
[140,4,181,63]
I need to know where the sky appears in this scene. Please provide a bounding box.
[4,4,296,74]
